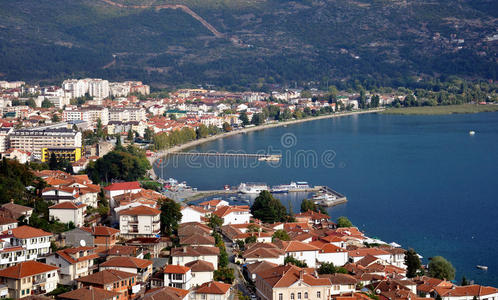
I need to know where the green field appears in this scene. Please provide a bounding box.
[381,104,498,115]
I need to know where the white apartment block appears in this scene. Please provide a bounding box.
[46,246,97,285]
[109,107,146,122]
[8,128,82,160]
[0,127,12,153]
[63,106,109,125]
[118,205,161,238]
[0,226,52,269]
[63,78,109,99]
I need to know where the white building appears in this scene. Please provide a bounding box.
[185,260,215,287]
[63,106,109,125]
[0,127,13,153]
[0,226,52,269]
[49,202,87,227]
[118,205,161,238]
[212,206,252,226]
[170,246,220,270]
[180,206,207,224]
[103,181,142,208]
[0,260,59,298]
[163,265,192,290]
[45,246,98,285]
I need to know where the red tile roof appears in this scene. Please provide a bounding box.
[119,205,161,216]
[58,287,119,300]
[195,281,231,294]
[49,201,86,209]
[185,260,215,272]
[144,286,189,300]
[104,181,141,191]
[163,265,190,274]
[3,225,52,239]
[76,269,136,285]
[256,265,330,288]
[0,261,58,279]
[81,225,120,236]
[100,256,152,269]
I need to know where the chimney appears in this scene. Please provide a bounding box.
[299,270,304,280]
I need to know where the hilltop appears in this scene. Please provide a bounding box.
[0,0,496,88]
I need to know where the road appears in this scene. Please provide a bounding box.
[225,237,253,299]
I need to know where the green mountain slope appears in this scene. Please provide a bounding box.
[0,0,496,88]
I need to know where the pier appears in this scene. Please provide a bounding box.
[169,152,282,160]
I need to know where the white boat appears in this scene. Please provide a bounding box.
[271,185,289,193]
[469,131,476,135]
[238,183,269,194]
[476,265,488,271]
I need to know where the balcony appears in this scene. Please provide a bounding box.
[33,277,46,285]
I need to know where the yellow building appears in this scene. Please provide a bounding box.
[41,147,82,163]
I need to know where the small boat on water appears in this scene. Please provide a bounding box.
[476,265,488,271]
[469,131,476,135]
[238,182,269,194]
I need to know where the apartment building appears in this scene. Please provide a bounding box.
[0,226,52,269]
[76,269,139,300]
[8,128,82,159]
[49,201,87,227]
[0,260,59,298]
[0,127,12,153]
[63,106,109,125]
[118,205,161,238]
[46,246,99,285]
[109,107,146,122]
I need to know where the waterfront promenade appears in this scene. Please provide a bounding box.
[148,108,384,179]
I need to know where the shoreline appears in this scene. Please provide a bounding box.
[148,108,384,179]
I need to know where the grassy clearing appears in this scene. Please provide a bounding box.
[381,104,498,115]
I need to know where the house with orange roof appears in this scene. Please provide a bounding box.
[434,285,498,300]
[65,226,120,250]
[413,276,453,297]
[212,205,252,225]
[100,256,153,283]
[144,286,190,300]
[104,181,142,208]
[274,240,321,268]
[0,260,59,298]
[192,281,231,300]
[171,246,220,269]
[45,246,99,285]
[197,199,229,211]
[0,201,33,222]
[242,243,286,265]
[180,205,208,224]
[294,210,331,225]
[0,216,18,232]
[162,265,192,290]
[179,233,215,247]
[58,286,120,300]
[118,205,161,238]
[347,248,391,264]
[49,201,86,227]
[76,269,139,300]
[185,260,215,287]
[0,225,52,268]
[318,273,357,296]
[310,240,349,267]
[254,265,331,300]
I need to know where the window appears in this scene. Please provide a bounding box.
[279,294,283,300]
[304,292,308,299]
[298,292,302,299]
[291,293,295,300]
[317,291,321,298]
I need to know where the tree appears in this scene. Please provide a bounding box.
[272,229,290,242]
[251,113,264,125]
[127,129,134,141]
[222,122,232,132]
[317,262,337,274]
[51,114,60,122]
[337,216,353,228]
[214,267,234,284]
[371,95,380,108]
[250,191,289,223]
[48,153,58,170]
[461,276,469,286]
[301,199,316,213]
[196,124,209,139]
[159,198,182,236]
[208,214,223,230]
[96,118,104,138]
[245,235,257,244]
[239,112,249,126]
[284,256,307,268]
[41,99,54,108]
[405,249,422,278]
[428,256,456,280]
[144,127,154,141]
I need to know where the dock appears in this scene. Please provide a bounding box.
[168,152,282,160]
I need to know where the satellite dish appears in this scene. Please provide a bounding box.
[80,240,86,247]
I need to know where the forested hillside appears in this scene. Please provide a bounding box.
[0,0,496,89]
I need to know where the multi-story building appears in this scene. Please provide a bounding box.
[255,265,331,300]
[109,108,146,122]
[76,269,139,300]
[0,226,52,268]
[63,78,110,99]
[99,256,153,283]
[45,246,98,285]
[88,79,110,99]
[48,201,87,227]
[41,147,82,163]
[118,205,161,238]
[9,127,82,160]
[0,260,59,298]
[0,127,12,153]
[163,265,192,290]
[192,281,231,300]
[62,106,109,125]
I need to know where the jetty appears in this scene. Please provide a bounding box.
[169,152,281,160]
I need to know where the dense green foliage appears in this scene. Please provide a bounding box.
[405,249,423,278]
[317,262,348,275]
[272,229,290,242]
[284,256,307,268]
[250,191,289,223]
[153,128,196,150]
[300,198,328,215]
[0,0,496,90]
[208,214,223,230]
[0,158,40,204]
[336,216,353,228]
[86,145,150,183]
[159,198,182,236]
[428,256,456,280]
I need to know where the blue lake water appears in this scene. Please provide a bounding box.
[155,112,498,286]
